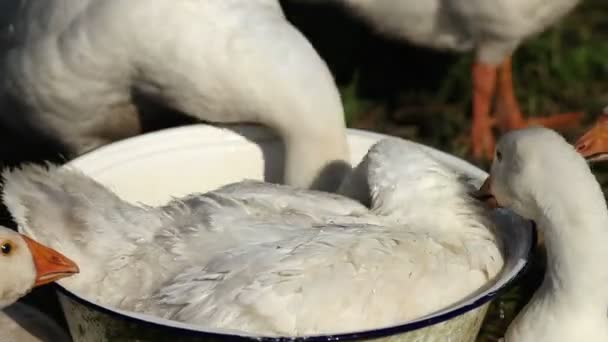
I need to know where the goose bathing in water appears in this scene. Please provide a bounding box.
[2,0,349,191]
[0,227,78,341]
[3,138,504,336]
[477,127,608,341]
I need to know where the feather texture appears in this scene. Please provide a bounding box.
[2,138,504,336]
[2,0,349,190]
[329,0,580,64]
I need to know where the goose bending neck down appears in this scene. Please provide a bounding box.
[477,127,608,341]
[3,0,350,191]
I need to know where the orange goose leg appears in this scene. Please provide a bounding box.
[493,56,583,131]
[470,57,583,160]
[470,62,497,160]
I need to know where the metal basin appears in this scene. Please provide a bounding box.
[47,124,533,342]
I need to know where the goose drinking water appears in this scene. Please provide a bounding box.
[477,127,608,341]
[2,0,350,191]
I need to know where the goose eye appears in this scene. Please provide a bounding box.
[1,242,13,255]
[496,150,502,162]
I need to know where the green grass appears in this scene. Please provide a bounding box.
[331,1,608,340]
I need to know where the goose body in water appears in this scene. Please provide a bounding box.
[3,138,504,336]
[477,127,608,341]
[2,0,349,191]
[0,227,78,341]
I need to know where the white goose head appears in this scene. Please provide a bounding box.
[0,227,79,308]
[478,126,604,222]
[477,127,608,341]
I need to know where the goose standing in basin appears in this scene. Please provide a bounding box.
[0,227,78,341]
[315,0,583,159]
[477,127,608,341]
[2,0,349,191]
[3,138,504,336]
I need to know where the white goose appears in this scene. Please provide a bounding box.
[477,127,608,341]
[3,138,504,336]
[319,0,582,159]
[0,226,78,341]
[2,0,349,191]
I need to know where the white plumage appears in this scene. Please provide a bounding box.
[318,0,582,159]
[332,0,579,64]
[480,127,608,342]
[2,0,349,191]
[3,138,504,336]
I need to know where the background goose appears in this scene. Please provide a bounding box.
[477,127,608,341]
[311,0,583,159]
[0,227,78,342]
[1,0,349,191]
[3,138,503,336]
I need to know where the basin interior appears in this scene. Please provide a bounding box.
[43,124,531,337]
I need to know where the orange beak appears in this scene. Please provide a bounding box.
[22,235,79,287]
[473,176,499,209]
[575,113,608,162]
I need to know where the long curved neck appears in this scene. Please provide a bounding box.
[267,53,351,192]
[281,123,350,192]
[536,175,608,308]
[242,13,351,192]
